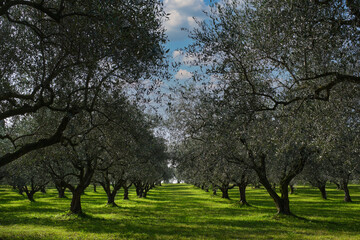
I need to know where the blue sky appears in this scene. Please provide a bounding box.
[139,0,216,121]
[163,0,213,81]
[148,0,215,139]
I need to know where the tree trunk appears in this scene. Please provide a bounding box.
[266,185,291,215]
[212,188,217,195]
[137,187,143,198]
[124,187,129,200]
[55,182,67,198]
[107,192,118,206]
[318,185,327,200]
[331,181,342,190]
[70,189,83,214]
[25,191,35,202]
[239,184,249,206]
[143,184,151,198]
[258,175,292,215]
[221,188,230,199]
[40,186,46,194]
[342,181,352,202]
[289,185,294,194]
[93,184,97,192]
[57,187,66,198]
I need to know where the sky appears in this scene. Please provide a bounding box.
[138,0,214,115]
[146,0,214,140]
[163,0,212,81]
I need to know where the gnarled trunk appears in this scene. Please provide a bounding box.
[258,175,292,215]
[331,181,343,190]
[99,180,121,206]
[23,185,39,202]
[18,186,24,195]
[136,186,144,198]
[55,182,67,198]
[220,187,230,199]
[124,187,129,200]
[57,187,66,198]
[143,184,152,198]
[239,184,249,206]
[318,185,327,200]
[70,189,83,214]
[25,191,35,202]
[342,180,352,202]
[253,151,306,215]
[138,187,144,198]
[107,192,118,206]
[279,183,291,215]
[212,188,217,195]
[122,182,132,200]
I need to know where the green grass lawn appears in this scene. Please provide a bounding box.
[0,184,360,239]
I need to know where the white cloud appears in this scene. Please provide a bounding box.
[187,17,198,28]
[166,10,182,28]
[164,0,203,12]
[172,50,197,66]
[164,0,208,41]
[172,50,182,59]
[175,69,193,80]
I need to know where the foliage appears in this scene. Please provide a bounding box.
[0,0,168,167]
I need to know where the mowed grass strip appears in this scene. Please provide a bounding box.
[0,184,360,239]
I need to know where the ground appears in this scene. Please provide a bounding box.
[0,184,360,239]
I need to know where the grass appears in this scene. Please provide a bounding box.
[0,184,360,239]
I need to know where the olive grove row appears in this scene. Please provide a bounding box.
[0,0,172,214]
[169,0,360,215]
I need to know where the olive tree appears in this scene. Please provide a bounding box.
[0,0,168,167]
[5,152,50,202]
[315,97,360,202]
[186,0,359,112]
[41,109,109,215]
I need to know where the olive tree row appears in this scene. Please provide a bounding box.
[170,0,360,215]
[3,94,172,214]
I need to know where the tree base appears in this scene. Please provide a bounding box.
[106,202,119,207]
[65,211,89,218]
[239,201,250,207]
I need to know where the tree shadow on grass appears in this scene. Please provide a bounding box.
[1,184,360,239]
